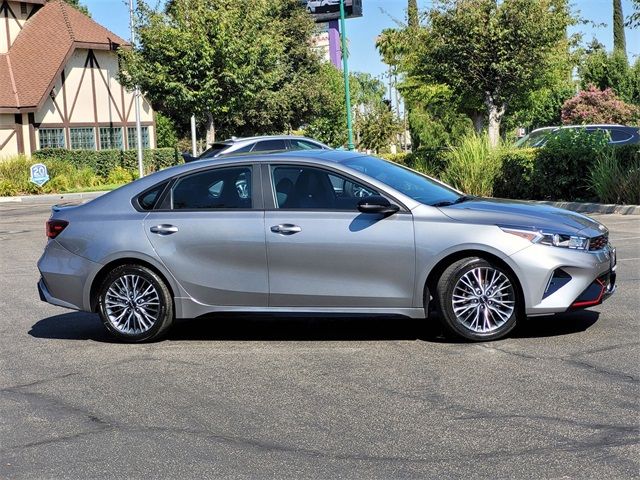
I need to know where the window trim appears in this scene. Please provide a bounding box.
[264,162,409,213]
[142,163,264,212]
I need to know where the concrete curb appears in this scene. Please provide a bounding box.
[533,201,640,215]
[0,191,108,204]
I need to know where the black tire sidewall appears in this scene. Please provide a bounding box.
[97,265,173,343]
[437,257,520,341]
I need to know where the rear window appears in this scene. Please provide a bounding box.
[136,181,168,210]
[200,143,230,159]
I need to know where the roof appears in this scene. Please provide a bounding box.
[0,0,128,112]
[222,135,327,143]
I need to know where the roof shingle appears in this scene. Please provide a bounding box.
[0,0,128,111]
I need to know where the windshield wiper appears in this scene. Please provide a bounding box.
[431,195,475,207]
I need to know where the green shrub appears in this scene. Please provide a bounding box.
[34,147,181,178]
[493,148,537,199]
[588,147,640,204]
[107,166,134,185]
[441,134,501,197]
[380,148,445,177]
[532,129,608,201]
[0,179,18,196]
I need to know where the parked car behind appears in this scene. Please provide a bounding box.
[182,135,330,163]
[515,125,640,148]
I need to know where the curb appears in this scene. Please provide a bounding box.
[534,201,640,216]
[0,191,108,204]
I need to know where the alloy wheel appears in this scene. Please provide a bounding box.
[104,274,161,335]
[451,267,515,334]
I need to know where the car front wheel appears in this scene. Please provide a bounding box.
[436,257,520,341]
[97,264,174,342]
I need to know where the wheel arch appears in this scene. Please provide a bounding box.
[423,249,525,317]
[89,256,177,313]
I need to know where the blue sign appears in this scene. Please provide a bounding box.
[30,163,50,187]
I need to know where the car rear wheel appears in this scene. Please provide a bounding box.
[97,264,173,342]
[436,257,520,341]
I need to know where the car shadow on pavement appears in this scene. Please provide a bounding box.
[29,310,600,343]
[513,310,600,338]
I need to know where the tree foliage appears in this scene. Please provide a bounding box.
[561,85,639,125]
[120,0,323,143]
[613,0,627,59]
[579,48,640,105]
[378,0,575,147]
[64,0,90,16]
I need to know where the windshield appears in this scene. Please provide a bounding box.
[341,156,461,206]
[514,129,555,148]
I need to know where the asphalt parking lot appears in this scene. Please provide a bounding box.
[0,200,638,479]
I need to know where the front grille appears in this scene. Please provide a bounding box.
[589,234,608,251]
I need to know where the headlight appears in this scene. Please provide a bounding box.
[500,226,589,250]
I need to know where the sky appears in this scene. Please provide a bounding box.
[86,0,639,85]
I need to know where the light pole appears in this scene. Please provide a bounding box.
[339,0,355,151]
[128,0,144,178]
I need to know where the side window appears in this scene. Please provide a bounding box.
[136,181,168,211]
[609,129,633,142]
[252,140,287,152]
[172,167,252,210]
[272,166,376,210]
[289,139,323,151]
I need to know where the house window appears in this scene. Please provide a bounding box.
[21,3,28,16]
[127,126,150,149]
[70,128,96,150]
[39,128,65,149]
[99,127,123,150]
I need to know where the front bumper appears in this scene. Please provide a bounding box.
[509,244,617,315]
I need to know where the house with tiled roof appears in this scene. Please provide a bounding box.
[0,0,155,157]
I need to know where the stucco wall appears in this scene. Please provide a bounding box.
[0,1,32,53]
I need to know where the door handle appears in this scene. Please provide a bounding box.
[270,224,302,235]
[150,224,178,236]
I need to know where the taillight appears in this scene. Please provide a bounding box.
[46,219,68,239]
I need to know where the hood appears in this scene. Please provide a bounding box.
[438,198,606,237]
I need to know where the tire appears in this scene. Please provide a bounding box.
[436,257,521,341]
[97,264,174,342]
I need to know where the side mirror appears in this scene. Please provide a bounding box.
[357,195,400,215]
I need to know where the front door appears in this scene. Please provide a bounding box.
[265,164,416,308]
[144,165,268,307]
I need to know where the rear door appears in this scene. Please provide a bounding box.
[144,164,268,307]
[264,163,416,308]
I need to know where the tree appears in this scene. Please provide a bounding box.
[613,0,627,60]
[579,49,635,103]
[64,0,90,16]
[155,113,178,148]
[358,102,403,153]
[414,0,575,146]
[408,0,419,28]
[627,0,639,27]
[120,0,322,145]
[561,85,639,124]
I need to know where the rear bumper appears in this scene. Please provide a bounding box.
[37,240,100,311]
[38,277,81,310]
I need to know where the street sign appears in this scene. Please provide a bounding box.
[301,0,362,23]
[29,163,50,187]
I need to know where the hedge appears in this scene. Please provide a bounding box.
[33,147,182,178]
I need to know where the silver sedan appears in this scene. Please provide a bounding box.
[38,151,617,342]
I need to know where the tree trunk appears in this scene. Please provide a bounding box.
[471,111,484,133]
[485,94,505,147]
[205,112,215,146]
